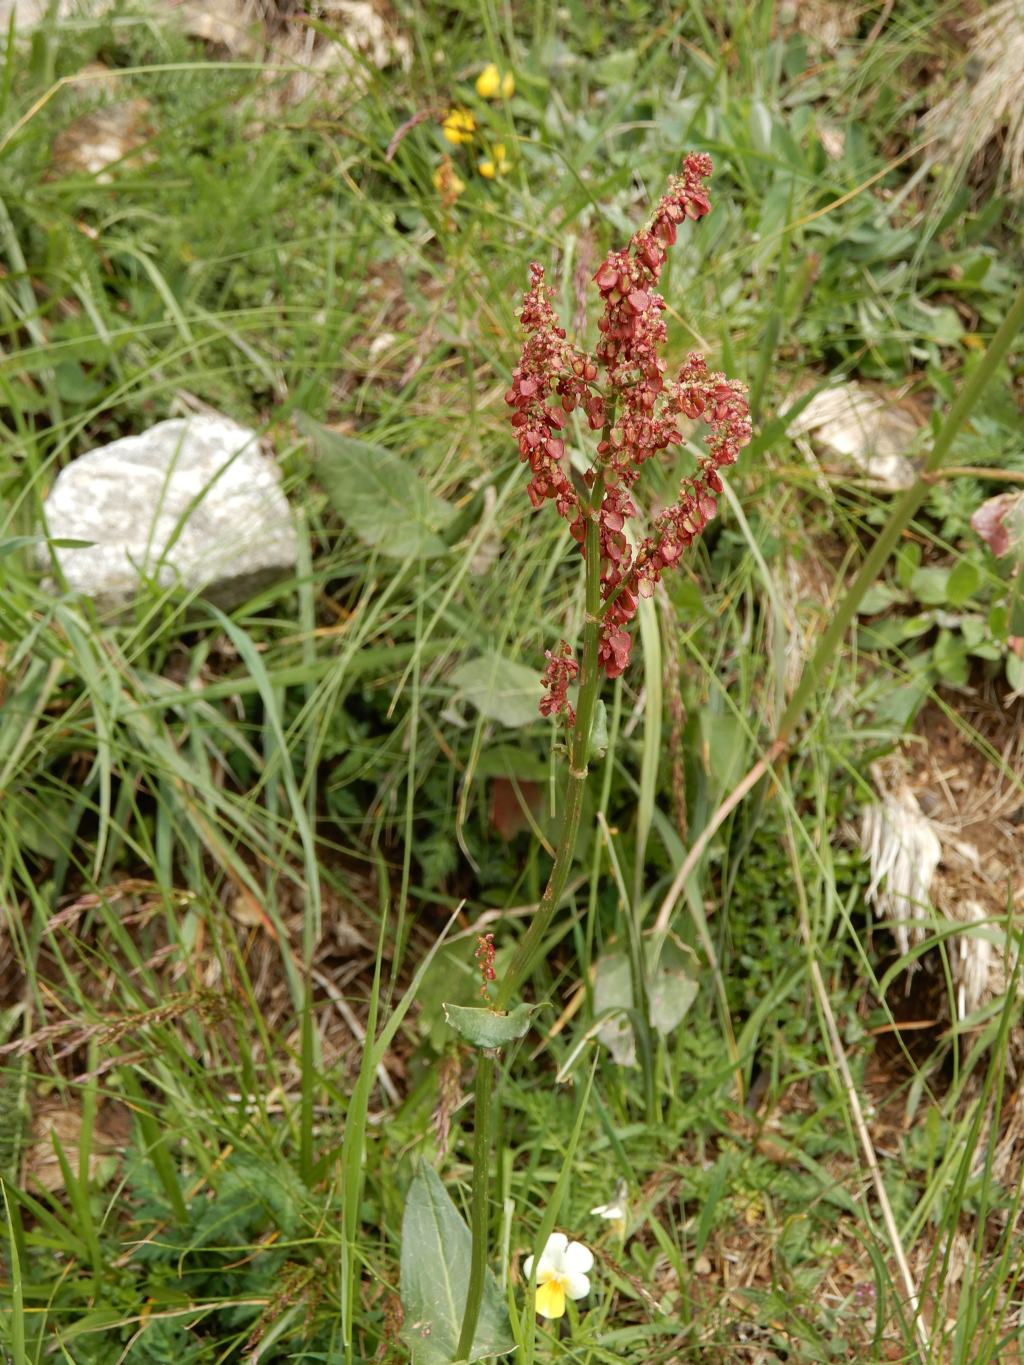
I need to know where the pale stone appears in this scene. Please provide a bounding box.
[40,416,297,612]
[785,382,920,491]
[0,0,80,26]
[51,97,153,180]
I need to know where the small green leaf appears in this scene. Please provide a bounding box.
[899,612,935,640]
[450,653,542,728]
[593,952,635,1066]
[895,542,921,588]
[1010,590,1024,638]
[589,699,608,761]
[872,673,931,729]
[647,939,699,1038]
[54,360,104,404]
[909,565,951,606]
[1007,651,1024,693]
[594,938,700,1066]
[0,535,95,559]
[959,614,987,650]
[400,1162,513,1364]
[932,628,969,686]
[748,98,773,155]
[857,582,906,615]
[442,1001,535,1049]
[473,744,549,781]
[301,416,456,559]
[946,558,980,606]
[989,603,1009,641]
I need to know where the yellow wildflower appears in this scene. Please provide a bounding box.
[478,143,510,179]
[442,108,476,145]
[433,156,465,207]
[476,63,515,100]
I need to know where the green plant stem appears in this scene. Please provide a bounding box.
[778,282,1024,742]
[496,468,606,1012]
[455,1051,495,1362]
[456,465,609,1362]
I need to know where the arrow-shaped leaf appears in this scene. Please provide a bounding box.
[442,1001,535,1049]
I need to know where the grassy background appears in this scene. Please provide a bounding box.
[1,1,1023,1361]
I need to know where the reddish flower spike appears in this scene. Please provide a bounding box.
[475,932,497,997]
[509,154,751,694]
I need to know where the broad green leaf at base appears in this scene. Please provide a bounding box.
[400,1162,513,1364]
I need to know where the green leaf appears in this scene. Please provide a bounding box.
[442,1001,535,1049]
[908,298,963,346]
[946,558,980,606]
[450,653,541,728]
[588,699,608,761]
[0,535,96,559]
[895,541,921,589]
[899,612,935,641]
[932,628,969,686]
[988,603,1009,641]
[594,938,700,1066]
[54,360,104,404]
[593,952,635,1066]
[909,565,951,606]
[872,673,931,729]
[400,1163,513,1364]
[857,582,906,615]
[473,744,549,781]
[301,416,456,559]
[647,938,699,1038]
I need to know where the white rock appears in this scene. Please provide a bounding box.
[41,416,297,612]
[785,382,920,491]
[0,0,79,27]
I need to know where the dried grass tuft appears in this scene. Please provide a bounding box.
[925,0,1024,194]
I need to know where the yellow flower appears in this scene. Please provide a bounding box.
[478,143,510,179]
[433,157,465,206]
[476,63,515,100]
[442,108,476,145]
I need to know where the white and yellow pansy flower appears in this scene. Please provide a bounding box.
[523,1232,594,1320]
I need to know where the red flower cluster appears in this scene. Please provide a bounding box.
[539,639,579,725]
[506,153,751,689]
[475,932,497,996]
